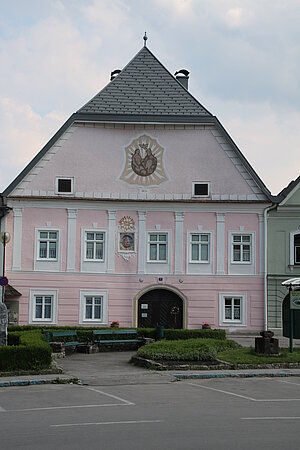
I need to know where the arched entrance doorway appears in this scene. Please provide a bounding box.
[137,288,183,329]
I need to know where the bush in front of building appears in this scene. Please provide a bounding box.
[136,338,238,362]
[7,325,226,342]
[137,328,226,340]
[1,331,52,372]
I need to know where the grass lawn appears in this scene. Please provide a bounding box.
[136,338,300,367]
[218,347,300,365]
[136,338,239,361]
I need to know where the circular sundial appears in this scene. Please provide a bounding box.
[119,134,168,186]
[131,144,157,176]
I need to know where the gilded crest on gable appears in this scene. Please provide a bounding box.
[119,135,168,186]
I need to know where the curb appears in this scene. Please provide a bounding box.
[0,376,78,388]
[173,371,300,380]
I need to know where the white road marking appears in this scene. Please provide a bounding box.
[81,386,135,406]
[51,419,163,428]
[255,398,300,402]
[278,380,300,387]
[241,416,300,420]
[187,382,256,401]
[0,406,6,412]
[188,382,300,402]
[7,403,130,412]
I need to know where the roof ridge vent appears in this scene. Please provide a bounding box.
[110,69,122,81]
[174,69,190,90]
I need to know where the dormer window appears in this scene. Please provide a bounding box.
[192,182,209,197]
[56,177,74,194]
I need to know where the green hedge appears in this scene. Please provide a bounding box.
[8,326,226,342]
[1,331,52,372]
[136,338,239,362]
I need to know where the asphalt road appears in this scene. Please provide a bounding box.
[1,376,300,450]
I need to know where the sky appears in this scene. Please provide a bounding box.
[1,0,300,195]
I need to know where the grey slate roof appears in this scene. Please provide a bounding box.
[278,175,300,198]
[78,46,211,117]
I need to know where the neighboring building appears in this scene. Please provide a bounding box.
[2,41,274,331]
[267,176,300,331]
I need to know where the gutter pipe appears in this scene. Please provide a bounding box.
[263,203,277,331]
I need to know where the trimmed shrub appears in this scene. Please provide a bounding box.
[1,331,52,372]
[8,326,226,342]
[137,328,226,340]
[164,329,226,340]
[136,338,238,362]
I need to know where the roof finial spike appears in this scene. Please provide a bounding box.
[143,31,148,47]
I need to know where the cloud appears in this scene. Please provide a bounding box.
[1,0,300,195]
[0,97,64,191]
[218,101,300,194]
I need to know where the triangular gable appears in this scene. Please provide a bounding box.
[78,46,212,117]
[3,45,273,202]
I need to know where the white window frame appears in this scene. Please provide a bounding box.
[189,232,210,263]
[79,290,108,324]
[29,289,58,324]
[84,230,105,262]
[219,293,246,327]
[290,231,300,266]
[231,233,252,264]
[192,181,210,198]
[55,177,74,195]
[36,229,59,261]
[147,232,168,263]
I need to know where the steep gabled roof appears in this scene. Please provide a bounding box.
[78,46,211,117]
[277,175,300,205]
[2,44,274,201]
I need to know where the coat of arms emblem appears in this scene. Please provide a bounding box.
[119,135,168,186]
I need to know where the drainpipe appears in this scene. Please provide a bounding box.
[263,203,277,331]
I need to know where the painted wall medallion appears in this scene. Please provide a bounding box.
[118,216,136,260]
[119,134,168,186]
[119,232,135,252]
[119,216,135,232]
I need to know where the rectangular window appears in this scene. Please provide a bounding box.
[84,296,102,321]
[85,232,104,261]
[192,182,209,197]
[190,233,209,262]
[56,177,74,194]
[79,290,108,324]
[219,293,246,327]
[148,233,167,262]
[34,295,53,321]
[224,297,241,321]
[38,231,58,260]
[232,234,251,263]
[295,234,300,264]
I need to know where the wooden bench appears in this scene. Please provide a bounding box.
[92,329,143,348]
[44,330,88,352]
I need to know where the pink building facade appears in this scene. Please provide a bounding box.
[2,43,273,331]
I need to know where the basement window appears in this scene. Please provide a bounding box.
[192,182,209,197]
[56,177,74,194]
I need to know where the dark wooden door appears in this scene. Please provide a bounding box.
[138,289,183,329]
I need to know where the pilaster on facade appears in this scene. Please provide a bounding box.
[107,210,116,273]
[66,208,77,272]
[12,208,23,271]
[216,212,225,275]
[138,211,147,274]
[175,212,184,274]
